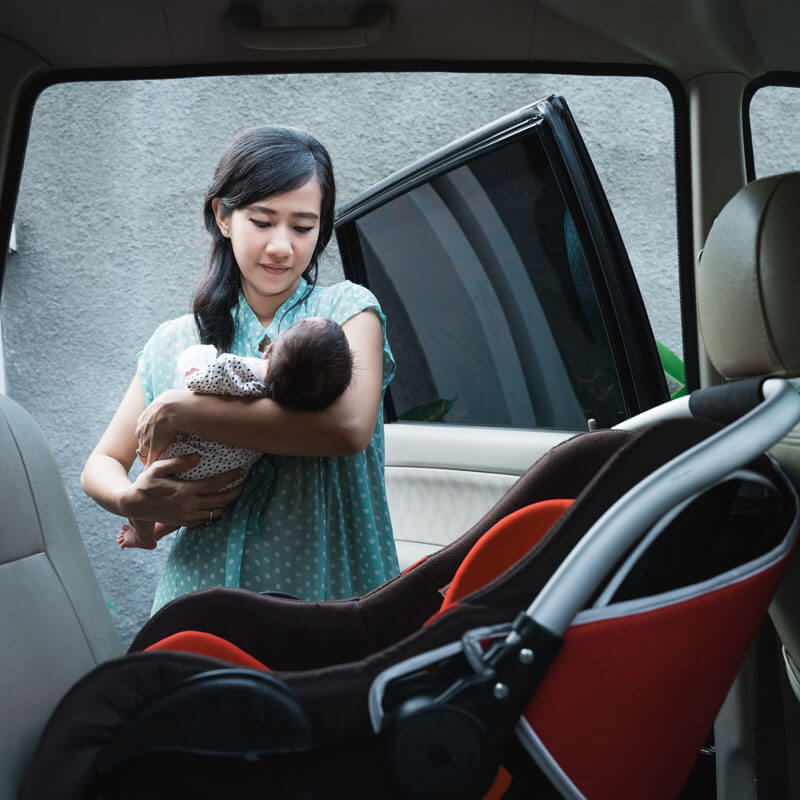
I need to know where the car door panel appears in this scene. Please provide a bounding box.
[385,424,574,568]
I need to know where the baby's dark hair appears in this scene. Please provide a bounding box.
[267,318,352,411]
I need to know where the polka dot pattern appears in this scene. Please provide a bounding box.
[139,279,399,614]
[161,351,267,487]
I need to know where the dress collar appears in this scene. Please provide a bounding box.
[233,278,309,352]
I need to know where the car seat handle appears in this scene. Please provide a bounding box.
[688,376,766,424]
[615,377,772,432]
[528,378,800,636]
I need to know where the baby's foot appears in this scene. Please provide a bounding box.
[117,520,157,550]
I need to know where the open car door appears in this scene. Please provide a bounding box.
[334,95,669,568]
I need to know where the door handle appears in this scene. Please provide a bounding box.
[226,3,392,51]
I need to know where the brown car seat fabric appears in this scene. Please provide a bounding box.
[129,429,633,669]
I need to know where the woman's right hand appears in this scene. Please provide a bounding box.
[118,453,246,527]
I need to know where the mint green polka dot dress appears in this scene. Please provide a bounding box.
[138,279,399,614]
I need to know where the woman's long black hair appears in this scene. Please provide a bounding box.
[193,126,336,352]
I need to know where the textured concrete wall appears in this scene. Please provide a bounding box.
[750,87,800,176]
[3,72,681,645]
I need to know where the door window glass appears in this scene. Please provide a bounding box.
[351,130,625,430]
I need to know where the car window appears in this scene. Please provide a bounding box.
[748,84,800,178]
[4,72,677,639]
[5,72,679,412]
[343,122,627,430]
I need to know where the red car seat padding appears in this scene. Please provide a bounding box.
[145,631,271,672]
[441,499,574,611]
[525,553,791,800]
[483,765,512,799]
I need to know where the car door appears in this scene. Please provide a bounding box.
[334,95,668,568]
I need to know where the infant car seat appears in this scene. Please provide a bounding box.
[19,378,800,800]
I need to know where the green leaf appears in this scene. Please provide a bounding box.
[656,341,685,385]
[398,397,456,423]
[105,598,117,612]
[655,340,687,400]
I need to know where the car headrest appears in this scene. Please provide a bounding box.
[698,172,800,380]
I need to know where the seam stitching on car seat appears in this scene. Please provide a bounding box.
[0,411,44,562]
[755,178,786,371]
[354,596,376,654]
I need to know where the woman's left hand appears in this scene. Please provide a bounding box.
[135,388,192,465]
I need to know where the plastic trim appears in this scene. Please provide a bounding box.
[368,624,512,733]
[613,395,690,430]
[368,640,464,733]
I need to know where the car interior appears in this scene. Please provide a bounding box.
[2,1,800,798]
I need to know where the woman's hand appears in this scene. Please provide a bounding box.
[119,452,246,527]
[135,388,191,465]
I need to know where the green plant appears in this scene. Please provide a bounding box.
[656,341,686,400]
[397,397,456,422]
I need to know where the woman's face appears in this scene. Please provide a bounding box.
[215,177,323,321]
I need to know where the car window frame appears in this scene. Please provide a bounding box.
[743,72,800,183]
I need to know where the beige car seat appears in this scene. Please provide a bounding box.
[697,170,800,699]
[0,393,122,798]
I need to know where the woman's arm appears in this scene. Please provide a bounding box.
[135,309,385,461]
[81,375,245,525]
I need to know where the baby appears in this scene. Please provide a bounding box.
[118,316,352,549]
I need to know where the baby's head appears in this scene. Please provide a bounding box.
[265,317,352,411]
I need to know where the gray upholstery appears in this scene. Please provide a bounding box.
[698,172,800,379]
[0,393,121,799]
[697,171,800,702]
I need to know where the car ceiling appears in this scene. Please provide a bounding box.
[0,0,798,82]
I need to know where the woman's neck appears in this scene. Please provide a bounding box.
[241,280,301,328]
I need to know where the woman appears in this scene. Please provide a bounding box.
[81,126,398,613]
